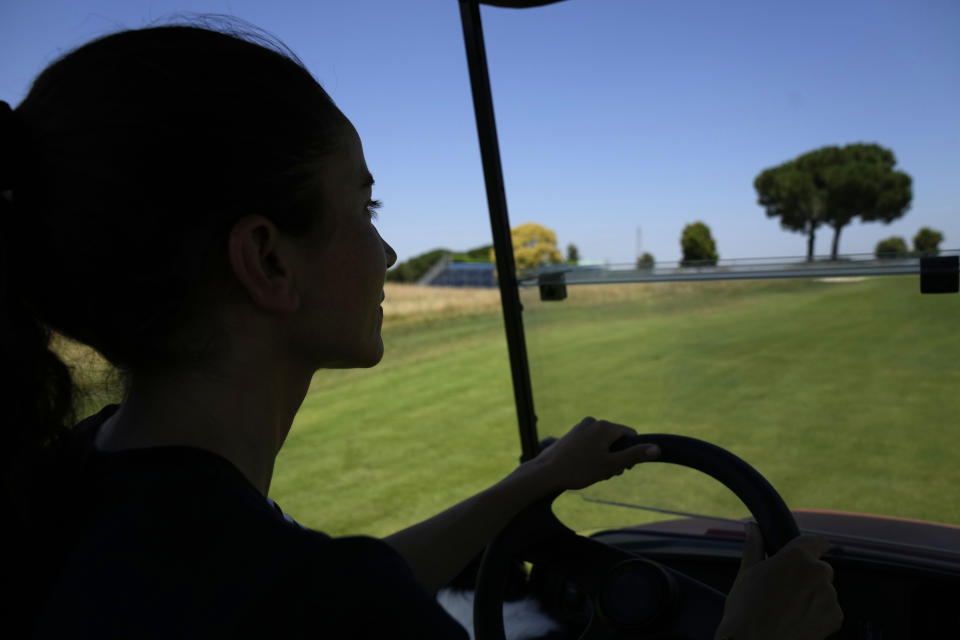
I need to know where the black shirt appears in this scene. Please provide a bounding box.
[30,405,468,639]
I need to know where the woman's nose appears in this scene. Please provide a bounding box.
[383,238,398,268]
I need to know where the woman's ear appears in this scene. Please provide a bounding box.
[227,215,301,313]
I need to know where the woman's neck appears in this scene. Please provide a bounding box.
[94,361,311,496]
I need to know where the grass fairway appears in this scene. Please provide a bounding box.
[271,276,960,537]
[272,311,520,536]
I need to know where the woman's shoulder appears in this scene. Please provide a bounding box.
[60,405,280,526]
[33,407,467,638]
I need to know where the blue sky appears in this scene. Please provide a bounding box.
[2,0,958,265]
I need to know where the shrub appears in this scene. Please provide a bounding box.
[875,236,908,259]
[680,222,718,266]
[913,227,944,257]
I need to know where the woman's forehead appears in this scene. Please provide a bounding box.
[328,122,371,188]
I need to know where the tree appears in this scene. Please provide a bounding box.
[636,252,655,270]
[755,163,824,261]
[386,248,450,282]
[566,243,580,265]
[755,143,912,260]
[450,244,493,262]
[680,222,718,266]
[820,144,913,259]
[489,222,564,272]
[875,236,908,259]
[913,227,944,256]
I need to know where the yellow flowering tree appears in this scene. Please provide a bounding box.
[490,222,564,272]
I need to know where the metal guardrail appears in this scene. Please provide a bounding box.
[521,251,960,287]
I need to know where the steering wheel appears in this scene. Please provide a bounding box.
[474,434,800,640]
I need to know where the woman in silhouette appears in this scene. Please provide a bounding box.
[0,23,840,639]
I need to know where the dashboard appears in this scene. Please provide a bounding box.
[527,529,960,639]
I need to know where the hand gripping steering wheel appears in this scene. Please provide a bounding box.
[474,434,800,640]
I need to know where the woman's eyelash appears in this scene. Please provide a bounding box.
[366,199,383,220]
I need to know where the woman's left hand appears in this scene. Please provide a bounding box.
[525,416,661,493]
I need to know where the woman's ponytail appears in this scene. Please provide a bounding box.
[0,100,75,509]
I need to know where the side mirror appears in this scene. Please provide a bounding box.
[920,256,958,294]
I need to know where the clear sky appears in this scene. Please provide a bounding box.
[2,0,958,265]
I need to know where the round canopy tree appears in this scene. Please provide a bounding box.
[755,143,912,260]
[754,163,824,262]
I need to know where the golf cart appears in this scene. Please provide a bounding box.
[456,1,960,638]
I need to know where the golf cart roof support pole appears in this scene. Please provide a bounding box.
[459,0,540,462]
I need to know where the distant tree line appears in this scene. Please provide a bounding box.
[386,245,492,283]
[392,144,939,280]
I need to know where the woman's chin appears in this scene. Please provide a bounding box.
[360,339,385,368]
[320,340,384,370]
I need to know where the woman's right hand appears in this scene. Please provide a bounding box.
[714,522,843,640]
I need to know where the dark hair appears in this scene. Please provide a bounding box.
[1,23,345,508]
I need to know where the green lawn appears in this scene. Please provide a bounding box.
[271,275,960,537]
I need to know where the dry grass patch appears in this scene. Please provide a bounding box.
[522,278,822,309]
[382,283,502,323]
[381,279,817,324]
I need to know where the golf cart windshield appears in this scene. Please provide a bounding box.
[520,263,959,534]
[463,0,960,537]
